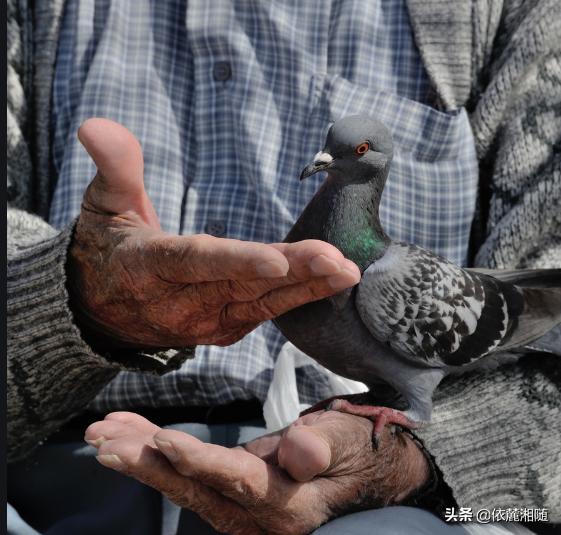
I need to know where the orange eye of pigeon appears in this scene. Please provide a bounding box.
[355,142,370,155]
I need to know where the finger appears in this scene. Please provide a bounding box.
[153,430,331,531]
[152,429,296,508]
[277,426,332,482]
[104,411,162,435]
[96,437,263,535]
[278,412,374,482]
[85,420,141,448]
[85,413,160,448]
[180,242,359,308]
[240,430,283,463]
[220,264,360,326]
[269,240,352,280]
[150,234,290,282]
[85,421,158,450]
[78,118,160,228]
[149,236,359,285]
[233,240,360,294]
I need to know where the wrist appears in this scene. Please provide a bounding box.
[65,230,133,352]
[66,286,126,353]
[392,431,430,503]
[397,430,458,517]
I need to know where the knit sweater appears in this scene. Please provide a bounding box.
[7,0,561,522]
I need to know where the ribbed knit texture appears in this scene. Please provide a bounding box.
[470,0,561,270]
[32,0,66,217]
[409,0,561,271]
[6,0,560,522]
[6,0,34,212]
[419,356,561,521]
[407,0,473,110]
[7,210,119,462]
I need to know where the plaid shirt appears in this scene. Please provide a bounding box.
[50,0,478,410]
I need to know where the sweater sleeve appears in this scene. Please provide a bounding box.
[7,209,193,463]
[469,0,561,271]
[411,0,561,521]
[417,355,561,521]
[7,0,34,212]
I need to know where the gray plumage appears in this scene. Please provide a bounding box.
[275,115,561,424]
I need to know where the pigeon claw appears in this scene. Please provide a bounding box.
[325,399,419,449]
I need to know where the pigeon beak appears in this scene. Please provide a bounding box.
[300,151,334,180]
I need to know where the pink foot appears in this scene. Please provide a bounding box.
[322,399,419,449]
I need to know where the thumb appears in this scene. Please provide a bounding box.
[277,412,374,482]
[277,425,333,482]
[78,118,160,229]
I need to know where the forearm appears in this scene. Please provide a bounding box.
[417,355,561,522]
[7,209,190,462]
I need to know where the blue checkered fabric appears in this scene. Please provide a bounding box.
[50,0,478,410]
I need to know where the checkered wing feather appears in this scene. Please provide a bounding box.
[355,244,525,367]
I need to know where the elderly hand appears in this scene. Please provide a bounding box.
[68,118,360,348]
[85,410,429,535]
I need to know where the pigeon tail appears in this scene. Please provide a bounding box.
[498,286,561,353]
[470,268,561,355]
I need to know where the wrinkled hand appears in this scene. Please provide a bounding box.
[68,118,360,348]
[86,411,429,534]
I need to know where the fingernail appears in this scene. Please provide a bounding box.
[96,454,127,470]
[85,436,105,448]
[326,269,360,290]
[154,438,179,462]
[256,260,287,278]
[309,254,341,276]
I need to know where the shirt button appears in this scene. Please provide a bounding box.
[204,220,226,237]
[213,61,232,82]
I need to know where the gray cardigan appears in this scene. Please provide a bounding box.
[7,0,561,520]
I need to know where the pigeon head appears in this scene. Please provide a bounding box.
[300,115,394,181]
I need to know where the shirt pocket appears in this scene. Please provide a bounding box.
[308,74,478,266]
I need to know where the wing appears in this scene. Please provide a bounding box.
[355,243,527,367]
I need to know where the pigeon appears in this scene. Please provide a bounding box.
[274,115,561,443]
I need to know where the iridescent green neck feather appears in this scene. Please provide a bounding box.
[338,225,387,270]
[285,173,390,272]
[325,180,389,270]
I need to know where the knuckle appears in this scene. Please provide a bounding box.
[187,233,213,252]
[173,238,199,265]
[164,486,196,508]
[229,280,262,301]
[143,235,168,260]
[219,327,255,347]
[204,511,251,535]
[252,299,278,320]
[155,235,202,265]
[304,283,326,301]
[218,303,237,329]
[218,302,259,330]
[224,278,243,298]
